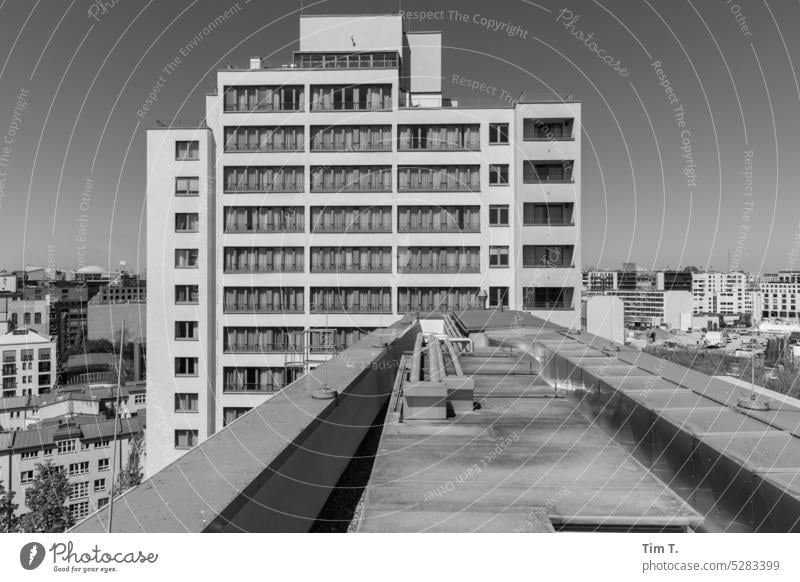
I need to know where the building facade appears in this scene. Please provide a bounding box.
[0,329,55,398]
[692,272,756,316]
[759,271,800,320]
[145,14,582,475]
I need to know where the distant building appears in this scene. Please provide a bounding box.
[605,289,692,329]
[759,271,800,320]
[0,329,55,397]
[87,281,146,341]
[662,270,693,292]
[692,272,756,316]
[0,296,51,337]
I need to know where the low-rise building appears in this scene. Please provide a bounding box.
[0,415,144,520]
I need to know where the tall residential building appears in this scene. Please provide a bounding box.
[145,14,581,475]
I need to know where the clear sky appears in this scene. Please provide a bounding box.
[0,0,797,274]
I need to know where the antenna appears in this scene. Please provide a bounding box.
[107,319,125,533]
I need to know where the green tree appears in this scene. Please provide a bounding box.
[112,432,144,497]
[18,461,74,533]
[0,480,19,532]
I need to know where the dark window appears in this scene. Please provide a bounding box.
[489,164,509,185]
[175,141,199,160]
[489,246,509,268]
[488,205,509,226]
[489,287,509,308]
[489,123,509,144]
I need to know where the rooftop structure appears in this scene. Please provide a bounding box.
[72,310,800,533]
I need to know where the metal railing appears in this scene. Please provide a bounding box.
[224,185,304,194]
[311,265,392,273]
[224,224,304,233]
[312,224,391,234]
[224,305,304,314]
[224,144,304,153]
[222,383,281,393]
[223,265,304,274]
[398,265,480,274]
[398,223,480,233]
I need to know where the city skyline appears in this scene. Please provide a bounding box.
[0,0,798,271]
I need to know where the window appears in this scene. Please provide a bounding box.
[175,321,199,340]
[223,407,252,427]
[43,448,53,457]
[488,205,509,226]
[134,394,146,405]
[20,470,34,484]
[38,374,50,386]
[21,450,38,460]
[175,213,199,232]
[98,458,109,472]
[34,312,42,325]
[489,246,510,268]
[57,440,75,454]
[175,249,199,269]
[489,287,509,308]
[489,165,509,186]
[175,429,199,449]
[175,357,199,376]
[175,140,199,160]
[175,285,199,304]
[94,478,106,492]
[175,177,200,196]
[20,349,33,361]
[93,440,110,449]
[81,442,90,451]
[69,501,89,520]
[223,85,304,112]
[97,497,109,508]
[174,393,199,412]
[523,203,574,226]
[70,481,89,500]
[68,462,89,476]
[489,123,509,144]
[309,84,391,111]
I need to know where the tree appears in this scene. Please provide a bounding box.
[18,461,73,533]
[112,432,144,497]
[0,480,19,532]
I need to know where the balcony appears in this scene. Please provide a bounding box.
[223,265,304,274]
[311,264,391,274]
[311,184,392,194]
[223,305,303,314]
[398,265,480,274]
[224,143,304,153]
[224,224,304,234]
[312,223,391,234]
[309,305,391,314]
[223,383,281,393]
[310,143,391,152]
[398,223,480,234]
[398,183,479,193]
[223,344,302,354]
[223,185,304,194]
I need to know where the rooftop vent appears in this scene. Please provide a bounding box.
[249,57,262,70]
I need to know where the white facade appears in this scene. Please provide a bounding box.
[606,290,692,329]
[692,272,755,315]
[759,272,800,321]
[0,329,55,397]
[146,14,582,475]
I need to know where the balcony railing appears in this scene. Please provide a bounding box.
[310,144,391,152]
[398,265,480,274]
[311,265,392,273]
[398,224,480,233]
[523,221,576,227]
[311,102,391,112]
[224,144,305,153]
[224,185,304,194]
[523,302,573,310]
[223,265,304,274]
[224,344,302,354]
[312,224,392,234]
[224,104,303,113]
[397,143,479,152]
[223,305,304,314]
[225,224,304,233]
[2,365,17,376]
[223,383,281,393]
[398,184,479,192]
[309,305,391,314]
[521,262,575,269]
[311,185,392,193]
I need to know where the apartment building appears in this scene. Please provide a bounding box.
[609,290,692,329]
[0,297,50,337]
[0,415,142,520]
[146,14,581,474]
[0,329,55,398]
[691,272,757,316]
[759,271,800,320]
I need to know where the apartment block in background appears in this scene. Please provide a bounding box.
[145,14,581,475]
[1,329,55,398]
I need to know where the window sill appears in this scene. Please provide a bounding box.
[489,265,510,269]
[489,183,510,187]
[523,223,575,227]
[523,137,575,142]
[174,338,200,342]
[174,410,200,414]
[488,142,509,146]
[488,224,509,227]
[175,374,199,378]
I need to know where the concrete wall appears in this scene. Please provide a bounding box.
[583,295,624,344]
